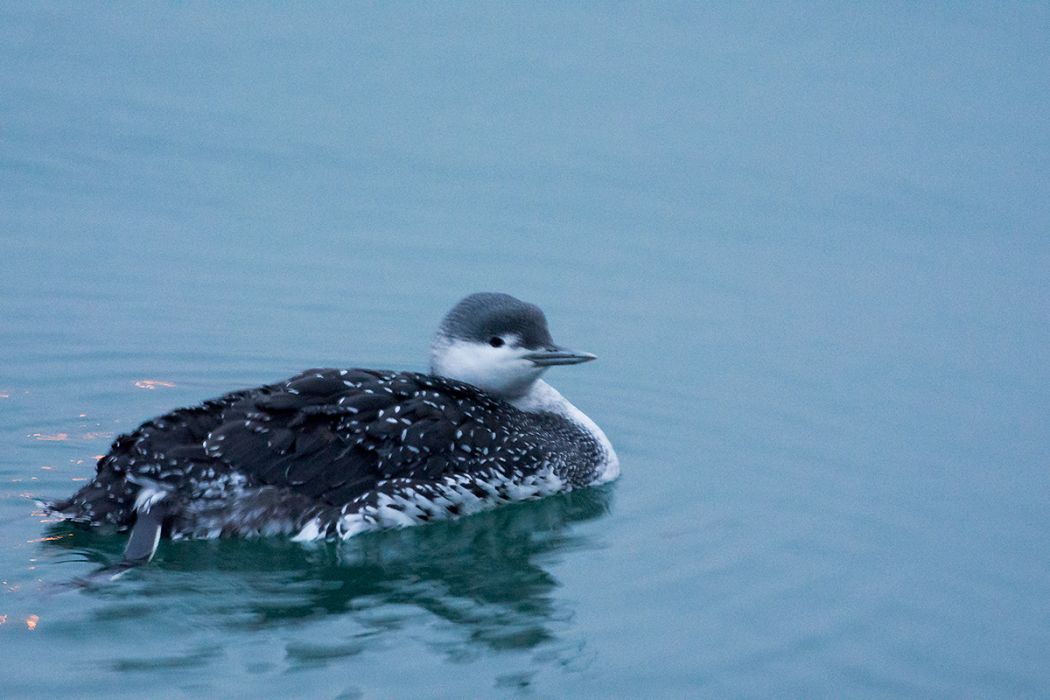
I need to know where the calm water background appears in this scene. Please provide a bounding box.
[2,3,1049,697]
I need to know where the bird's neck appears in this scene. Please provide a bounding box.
[510,379,568,414]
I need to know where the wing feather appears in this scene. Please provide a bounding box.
[202,369,524,508]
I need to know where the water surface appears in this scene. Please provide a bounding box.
[2,4,1049,697]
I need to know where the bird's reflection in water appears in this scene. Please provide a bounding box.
[46,486,614,668]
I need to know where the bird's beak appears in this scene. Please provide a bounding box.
[523,346,598,367]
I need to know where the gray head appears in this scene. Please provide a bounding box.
[430,292,596,398]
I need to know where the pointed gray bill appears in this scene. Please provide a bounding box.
[523,347,598,367]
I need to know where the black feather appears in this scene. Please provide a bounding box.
[52,367,603,536]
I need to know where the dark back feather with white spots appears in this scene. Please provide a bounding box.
[51,368,605,538]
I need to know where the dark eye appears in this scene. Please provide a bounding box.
[488,336,505,348]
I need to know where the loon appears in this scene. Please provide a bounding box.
[49,292,619,566]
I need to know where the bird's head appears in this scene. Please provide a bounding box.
[430,292,596,399]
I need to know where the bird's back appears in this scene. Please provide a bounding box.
[52,368,605,540]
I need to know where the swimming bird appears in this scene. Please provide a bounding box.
[48,292,619,566]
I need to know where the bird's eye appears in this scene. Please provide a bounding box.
[489,337,505,348]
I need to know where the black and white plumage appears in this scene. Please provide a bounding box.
[49,293,618,558]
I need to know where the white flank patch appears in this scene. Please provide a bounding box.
[330,468,566,541]
[336,513,371,539]
[291,517,324,542]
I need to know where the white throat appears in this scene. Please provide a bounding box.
[430,337,545,399]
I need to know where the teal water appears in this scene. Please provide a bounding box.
[2,3,1050,697]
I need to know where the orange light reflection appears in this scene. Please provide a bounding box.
[134,379,176,390]
[30,433,69,442]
